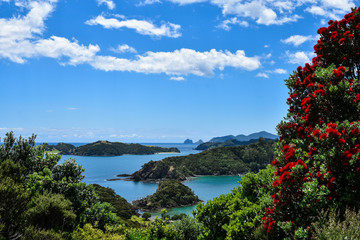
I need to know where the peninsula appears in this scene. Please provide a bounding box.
[126,138,275,182]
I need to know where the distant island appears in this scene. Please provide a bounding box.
[132,180,201,211]
[42,141,180,156]
[126,138,275,182]
[183,139,193,144]
[209,131,278,143]
[195,139,204,144]
[195,138,274,150]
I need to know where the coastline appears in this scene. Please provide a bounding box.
[106,174,244,182]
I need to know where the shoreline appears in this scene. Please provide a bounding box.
[106,174,243,182]
[135,200,204,213]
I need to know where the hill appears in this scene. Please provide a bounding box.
[183,139,193,144]
[132,180,201,211]
[43,141,180,156]
[128,138,275,181]
[209,131,278,142]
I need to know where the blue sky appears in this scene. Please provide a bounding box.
[0,0,358,142]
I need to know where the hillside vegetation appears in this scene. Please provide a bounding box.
[132,180,201,211]
[130,138,275,181]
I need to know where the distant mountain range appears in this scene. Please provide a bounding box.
[195,138,275,151]
[209,131,278,143]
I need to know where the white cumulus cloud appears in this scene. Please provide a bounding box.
[256,73,269,78]
[281,35,315,47]
[85,15,181,38]
[91,49,261,77]
[142,0,356,26]
[218,17,248,31]
[286,51,316,65]
[96,0,115,10]
[110,44,137,54]
[0,0,260,78]
[170,76,185,81]
[272,68,287,74]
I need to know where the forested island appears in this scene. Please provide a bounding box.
[127,138,275,181]
[132,180,201,211]
[42,140,180,156]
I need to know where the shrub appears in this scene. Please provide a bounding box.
[312,208,360,240]
[264,7,360,238]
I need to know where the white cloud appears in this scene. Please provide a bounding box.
[137,0,161,6]
[259,68,287,78]
[281,35,315,47]
[0,0,99,64]
[218,17,248,31]
[272,68,287,74]
[151,0,355,26]
[96,0,115,10]
[286,51,315,65]
[110,44,137,54]
[0,0,260,78]
[85,15,181,38]
[91,49,261,76]
[256,73,269,78]
[214,0,301,26]
[306,6,327,16]
[170,76,185,81]
[168,0,206,5]
[67,107,79,110]
[306,0,355,19]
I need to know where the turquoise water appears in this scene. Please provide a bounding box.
[60,143,242,216]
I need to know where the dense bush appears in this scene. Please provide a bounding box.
[193,166,274,239]
[0,132,121,238]
[312,208,360,239]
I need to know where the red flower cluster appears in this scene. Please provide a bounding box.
[264,7,360,236]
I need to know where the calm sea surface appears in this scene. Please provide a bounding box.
[59,143,242,216]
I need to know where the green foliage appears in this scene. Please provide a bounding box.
[72,224,124,240]
[312,208,360,240]
[168,216,204,240]
[0,133,127,238]
[23,226,65,240]
[133,180,200,211]
[25,192,76,232]
[0,160,30,239]
[92,184,138,220]
[142,213,152,221]
[81,202,120,230]
[194,194,231,239]
[194,166,275,240]
[170,213,187,221]
[132,139,275,181]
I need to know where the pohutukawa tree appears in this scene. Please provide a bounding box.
[263,7,360,238]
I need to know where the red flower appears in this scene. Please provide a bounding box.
[313,129,321,136]
[339,38,346,44]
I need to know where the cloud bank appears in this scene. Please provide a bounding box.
[0,0,260,78]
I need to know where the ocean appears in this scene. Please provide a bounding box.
[59,143,242,216]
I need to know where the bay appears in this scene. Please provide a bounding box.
[60,143,242,216]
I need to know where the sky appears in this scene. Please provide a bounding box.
[0,0,358,143]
